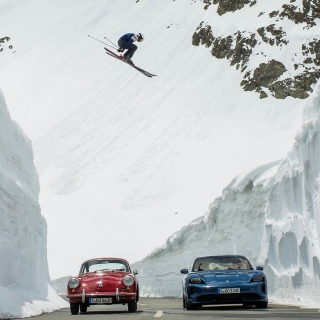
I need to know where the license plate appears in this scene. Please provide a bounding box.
[89,297,112,304]
[218,288,240,294]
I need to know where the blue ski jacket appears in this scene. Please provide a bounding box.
[118,33,138,49]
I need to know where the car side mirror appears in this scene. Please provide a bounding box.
[133,269,138,275]
[256,266,263,271]
[180,268,188,274]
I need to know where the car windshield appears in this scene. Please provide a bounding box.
[79,259,130,274]
[192,256,253,271]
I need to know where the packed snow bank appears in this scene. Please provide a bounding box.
[0,89,68,318]
[132,82,320,308]
[51,276,72,296]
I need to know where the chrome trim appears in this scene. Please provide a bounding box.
[66,292,136,298]
[82,289,86,303]
[116,288,119,302]
[98,275,103,287]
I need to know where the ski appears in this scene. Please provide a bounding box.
[104,47,157,78]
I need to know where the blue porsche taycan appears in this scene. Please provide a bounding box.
[180,255,268,309]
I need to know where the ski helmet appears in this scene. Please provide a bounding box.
[138,33,145,41]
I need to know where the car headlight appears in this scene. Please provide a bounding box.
[123,276,134,286]
[251,275,264,282]
[189,278,205,284]
[68,277,80,288]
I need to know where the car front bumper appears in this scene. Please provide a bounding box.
[67,288,136,304]
[186,282,268,305]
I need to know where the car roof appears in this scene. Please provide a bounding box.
[81,257,130,264]
[194,254,248,260]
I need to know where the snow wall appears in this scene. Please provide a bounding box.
[0,89,68,318]
[132,83,320,308]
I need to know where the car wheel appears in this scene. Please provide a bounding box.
[255,301,268,308]
[185,297,196,310]
[183,296,186,309]
[80,304,87,313]
[128,299,137,313]
[70,303,79,315]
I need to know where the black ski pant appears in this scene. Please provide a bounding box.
[118,40,137,58]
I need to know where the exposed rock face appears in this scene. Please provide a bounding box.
[193,23,257,72]
[302,39,320,66]
[279,0,320,28]
[257,25,288,47]
[241,60,287,97]
[0,37,11,53]
[202,0,255,15]
[193,0,320,99]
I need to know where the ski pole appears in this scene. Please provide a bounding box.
[104,37,118,49]
[87,35,118,50]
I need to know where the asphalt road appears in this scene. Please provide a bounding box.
[39,297,320,320]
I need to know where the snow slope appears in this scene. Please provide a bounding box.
[0,0,318,282]
[132,82,320,308]
[0,90,68,317]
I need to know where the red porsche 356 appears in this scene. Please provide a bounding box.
[66,257,139,314]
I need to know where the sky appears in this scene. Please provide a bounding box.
[0,0,318,283]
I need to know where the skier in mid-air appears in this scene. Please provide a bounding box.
[117,33,144,65]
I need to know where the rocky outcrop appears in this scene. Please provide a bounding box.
[202,0,255,15]
[241,62,320,99]
[302,40,320,66]
[193,23,257,72]
[0,37,11,52]
[241,60,287,98]
[257,25,288,47]
[192,0,320,99]
[278,0,320,28]
[192,23,215,47]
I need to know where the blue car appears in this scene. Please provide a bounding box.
[181,255,268,309]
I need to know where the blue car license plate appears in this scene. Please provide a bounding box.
[218,288,240,294]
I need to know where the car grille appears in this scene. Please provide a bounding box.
[242,293,261,300]
[196,293,262,303]
[217,294,241,302]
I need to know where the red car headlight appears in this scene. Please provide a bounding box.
[123,276,134,286]
[68,277,80,288]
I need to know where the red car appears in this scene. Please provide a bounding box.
[66,257,139,314]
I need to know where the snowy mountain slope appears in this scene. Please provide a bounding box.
[132,81,320,307]
[0,90,68,318]
[0,0,317,280]
[193,0,320,99]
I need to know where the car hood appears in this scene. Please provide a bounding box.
[80,272,128,282]
[192,270,262,284]
[77,272,131,291]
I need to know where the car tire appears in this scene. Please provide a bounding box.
[70,303,79,315]
[80,304,87,313]
[255,301,268,308]
[183,296,186,309]
[128,299,137,313]
[185,297,196,310]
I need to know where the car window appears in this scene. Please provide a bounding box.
[192,256,253,271]
[80,260,129,274]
